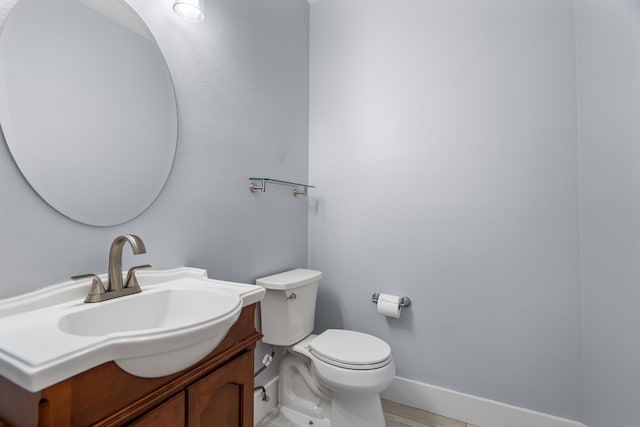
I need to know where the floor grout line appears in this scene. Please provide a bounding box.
[382,399,475,427]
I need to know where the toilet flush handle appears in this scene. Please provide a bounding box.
[286,292,297,301]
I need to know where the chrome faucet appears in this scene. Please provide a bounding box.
[71,234,151,303]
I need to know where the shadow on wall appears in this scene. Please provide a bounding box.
[315,288,344,332]
[383,303,414,332]
[316,287,415,334]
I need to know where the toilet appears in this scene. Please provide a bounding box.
[257,269,395,427]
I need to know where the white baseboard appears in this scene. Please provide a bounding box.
[381,377,585,427]
[254,376,279,426]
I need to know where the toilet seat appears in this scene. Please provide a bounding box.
[309,329,392,370]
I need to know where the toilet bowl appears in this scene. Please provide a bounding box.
[257,269,395,427]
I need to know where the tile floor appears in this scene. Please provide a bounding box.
[382,400,479,427]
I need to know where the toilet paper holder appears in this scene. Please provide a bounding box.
[371,293,412,308]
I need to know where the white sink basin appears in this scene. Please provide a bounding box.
[0,267,265,392]
[58,287,239,337]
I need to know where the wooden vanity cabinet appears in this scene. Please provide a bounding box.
[130,392,185,427]
[0,304,261,427]
[186,350,254,426]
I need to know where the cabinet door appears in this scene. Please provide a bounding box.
[130,392,185,427]
[187,351,254,427]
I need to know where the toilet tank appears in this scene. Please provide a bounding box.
[257,269,322,346]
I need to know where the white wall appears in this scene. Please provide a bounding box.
[308,0,583,421]
[576,1,640,427]
[0,0,309,299]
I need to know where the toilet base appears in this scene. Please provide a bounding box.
[330,392,385,427]
[257,406,331,427]
[272,351,388,427]
[257,394,385,427]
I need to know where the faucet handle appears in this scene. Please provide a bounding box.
[71,274,106,303]
[124,264,152,290]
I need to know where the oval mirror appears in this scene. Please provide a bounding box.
[0,0,178,226]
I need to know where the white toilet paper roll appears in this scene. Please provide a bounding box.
[376,293,402,318]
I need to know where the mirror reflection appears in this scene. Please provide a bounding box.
[0,0,178,226]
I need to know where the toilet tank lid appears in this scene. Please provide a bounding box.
[256,268,322,290]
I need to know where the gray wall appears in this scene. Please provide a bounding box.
[576,1,640,427]
[308,0,584,421]
[0,1,309,300]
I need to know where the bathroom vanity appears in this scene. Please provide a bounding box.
[0,267,266,427]
[0,304,260,427]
